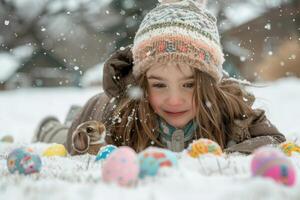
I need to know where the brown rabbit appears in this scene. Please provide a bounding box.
[72,121,106,155]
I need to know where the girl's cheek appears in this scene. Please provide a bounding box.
[148,93,162,110]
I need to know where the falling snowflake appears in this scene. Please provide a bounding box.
[128,86,143,100]
[240,56,246,62]
[120,10,126,15]
[289,54,296,60]
[205,101,212,108]
[4,20,9,25]
[264,23,271,30]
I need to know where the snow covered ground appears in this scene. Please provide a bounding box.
[1,78,300,200]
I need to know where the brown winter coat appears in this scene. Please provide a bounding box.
[66,47,286,155]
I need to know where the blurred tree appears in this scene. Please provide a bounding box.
[0,0,114,88]
[0,0,114,72]
[108,0,156,48]
[290,0,300,36]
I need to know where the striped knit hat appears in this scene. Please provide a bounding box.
[132,0,224,82]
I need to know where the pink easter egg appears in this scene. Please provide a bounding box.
[102,146,139,187]
[251,147,296,186]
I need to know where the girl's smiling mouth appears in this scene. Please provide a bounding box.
[163,110,188,117]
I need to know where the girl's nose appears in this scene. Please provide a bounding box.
[165,91,184,106]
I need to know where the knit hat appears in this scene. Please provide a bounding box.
[132,0,224,82]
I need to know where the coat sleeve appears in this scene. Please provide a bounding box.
[224,109,286,154]
[103,46,135,98]
[65,92,110,155]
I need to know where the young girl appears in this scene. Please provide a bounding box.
[34,0,285,155]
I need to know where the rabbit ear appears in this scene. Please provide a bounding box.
[72,131,90,153]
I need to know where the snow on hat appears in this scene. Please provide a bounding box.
[132,0,224,82]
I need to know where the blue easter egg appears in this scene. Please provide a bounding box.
[95,145,118,161]
[138,147,178,178]
[7,147,42,175]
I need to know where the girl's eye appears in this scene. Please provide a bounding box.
[183,82,194,88]
[152,83,166,88]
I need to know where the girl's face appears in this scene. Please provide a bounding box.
[146,63,196,128]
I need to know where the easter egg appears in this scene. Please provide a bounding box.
[187,138,222,158]
[95,145,118,161]
[138,147,178,178]
[7,147,42,175]
[251,147,296,186]
[42,144,68,157]
[102,146,139,187]
[279,141,300,156]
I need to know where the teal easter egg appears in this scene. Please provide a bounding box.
[138,147,178,178]
[7,147,42,175]
[95,145,118,161]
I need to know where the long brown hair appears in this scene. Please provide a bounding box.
[193,71,255,149]
[108,70,255,152]
[108,74,162,152]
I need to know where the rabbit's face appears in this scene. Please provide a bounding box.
[72,121,106,154]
